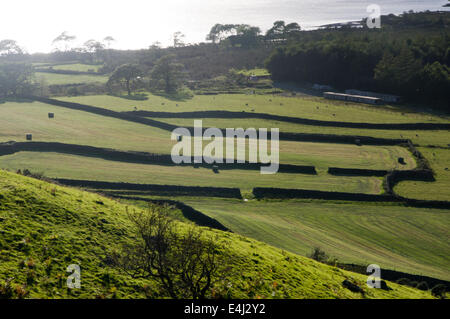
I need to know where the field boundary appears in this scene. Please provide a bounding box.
[53,178,243,199]
[124,110,450,131]
[252,187,450,209]
[106,194,230,232]
[22,96,421,145]
[0,141,317,174]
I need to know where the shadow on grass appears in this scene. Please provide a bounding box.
[0,97,35,104]
[109,92,149,101]
[151,90,194,102]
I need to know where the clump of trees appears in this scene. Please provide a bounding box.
[0,63,34,98]
[265,11,450,111]
[107,64,144,96]
[112,206,231,299]
[150,54,186,94]
[107,55,188,97]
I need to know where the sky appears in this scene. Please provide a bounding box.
[0,0,448,53]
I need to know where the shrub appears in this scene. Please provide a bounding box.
[416,281,429,291]
[309,247,329,263]
[431,284,447,299]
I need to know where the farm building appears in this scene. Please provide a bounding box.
[345,89,401,103]
[323,92,384,105]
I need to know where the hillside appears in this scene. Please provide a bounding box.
[0,169,433,299]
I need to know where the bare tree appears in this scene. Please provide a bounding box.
[112,206,227,299]
[0,39,24,56]
[103,36,115,49]
[52,31,76,52]
[173,31,185,48]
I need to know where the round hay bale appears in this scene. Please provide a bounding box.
[26,134,32,141]
[48,113,54,119]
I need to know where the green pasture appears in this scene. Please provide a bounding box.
[395,147,450,201]
[175,197,450,281]
[0,101,417,171]
[52,63,103,72]
[0,169,431,298]
[0,152,384,194]
[35,72,108,85]
[57,94,450,124]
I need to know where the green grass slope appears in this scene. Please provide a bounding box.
[0,170,432,299]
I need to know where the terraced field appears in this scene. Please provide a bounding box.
[57,94,449,124]
[1,89,449,282]
[0,152,384,194]
[35,72,108,85]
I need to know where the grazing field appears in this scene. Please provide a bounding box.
[57,94,450,124]
[158,117,450,147]
[0,101,172,153]
[395,147,450,201]
[0,169,431,299]
[172,198,450,281]
[0,101,417,170]
[238,68,271,76]
[51,63,103,72]
[1,90,449,284]
[0,152,384,194]
[35,72,108,85]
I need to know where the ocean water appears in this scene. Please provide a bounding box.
[3,0,448,52]
[141,0,449,48]
[177,0,448,38]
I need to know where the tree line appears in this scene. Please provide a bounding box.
[265,11,450,111]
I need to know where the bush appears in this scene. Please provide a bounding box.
[416,281,429,291]
[431,284,447,299]
[309,247,329,263]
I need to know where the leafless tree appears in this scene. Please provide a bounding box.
[112,206,227,299]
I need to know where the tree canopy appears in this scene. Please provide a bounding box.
[150,54,186,94]
[107,64,143,96]
[0,63,34,97]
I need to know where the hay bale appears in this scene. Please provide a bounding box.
[26,134,32,141]
[48,113,54,119]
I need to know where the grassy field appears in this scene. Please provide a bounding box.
[0,152,384,194]
[395,147,450,201]
[0,101,172,153]
[159,117,450,147]
[0,169,431,299]
[35,72,108,85]
[122,196,448,281]
[1,90,449,286]
[0,101,416,170]
[57,94,450,124]
[238,68,271,76]
[52,63,103,73]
